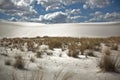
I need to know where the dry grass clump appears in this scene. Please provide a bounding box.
[87,50,95,57]
[48,40,62,50]
[98,51,120,73]
[68,44,79,58]
[36,51,42,58]
[14,55,25,69]
[104,49,111,56]
[80,41,88,55]
[111,44,118,50]
[1,53,8,57]
[53,68,74,80]
[5,59,12,65]
[30,57,35,63]
[68,49,79,58]
[93,46,101,51]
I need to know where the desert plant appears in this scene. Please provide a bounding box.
[54,68,73,80]
[68,49,79,58]
[48,40,62,50]
[5,59,12,65]
[104,49,111,56]
[1,53,8,57]
[14,55,25,69]
[80,40,88,55]
[36,51,42,58]
[93,46,101,51]
[98,53,120,73]
[87,50,96,57]
[30,57,35,63]
[111,44,118,50]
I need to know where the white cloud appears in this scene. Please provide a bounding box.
[66,9,81,15]
[84,0,110,9]
[31,9,85,23]
[37,0,64,11]
[0,0,37,17]
[88,12,120,22]
[37,0,84,11]
[37,0,110,11]
[83,4,88,9]
[90,11,102,16]
[45,3,64,11]
[68,15,85,20]
[38,11,68,23]
[104,12,120,21]
[70,9,81,14]
[9,17,18,21]
[60,0,84,5]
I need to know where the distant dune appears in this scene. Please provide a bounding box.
[0,21,120,38]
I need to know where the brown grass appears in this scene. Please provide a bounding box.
[48,40,62,50]
[14,55,25,69]
[87,50,96,57]
[1,36,120,52]
[98,53,120,73]
[30,57,35,63]
[36,51,42,58]
[68,44,79,58]
[104,49,111,56]
[111,44,118,50]
[5,59,12,65]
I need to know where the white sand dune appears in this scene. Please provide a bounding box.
[0,21,120,38]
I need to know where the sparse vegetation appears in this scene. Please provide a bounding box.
[0,36,120,80]
[5,59,12,65]
[68,49,79,58]
[104,49,111,56]
[98,53,120,73]
[48,40,62,50]
[87,50,95,57]
[111,44,118,50]
[14,55,25,69]
[36,51,42,58]
[30,57,35,63]
[68,43,80,58]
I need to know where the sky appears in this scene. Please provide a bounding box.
[0,0,120,23]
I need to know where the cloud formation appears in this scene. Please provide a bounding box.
[31,9,84,23]
[38,11,67,23]
[0,0,37,17]
[88,11,120,22]
[0,0,119,23]
[84,0,110,9]
[37,0,111,11]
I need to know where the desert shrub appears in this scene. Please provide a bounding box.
[54,69,73,80]
[48,40,62,50]
[87,50,95,57]
[1,53,8,57]
[14,55,25,69]
[80,44,87,55]
[111,44,118,50]
[93,46,101,51]
[104,49,111,56]
[39,45,49,52]
[30,57,35,63]
[5,59,12,65]
[46,50,53,56]
[79,39,89,55]
[36,51,42,58]
[67,43,79,58]
[68,49,79,58]
[98,53,120,73]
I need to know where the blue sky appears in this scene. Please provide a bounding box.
[0,0,120,23]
